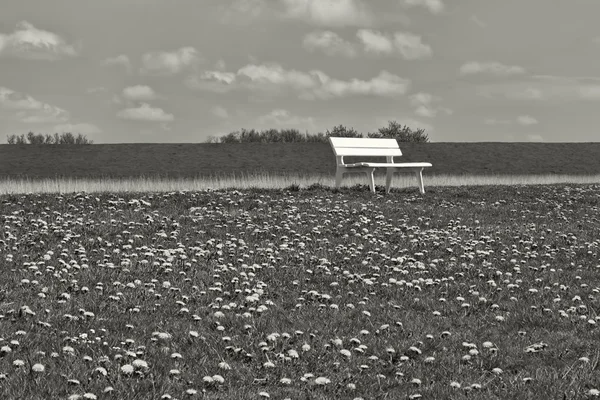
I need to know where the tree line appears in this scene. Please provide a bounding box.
[6,132,94,145]
[5,121,429,144]
[206,121,429,143]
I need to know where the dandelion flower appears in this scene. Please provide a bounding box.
[588,389,600,396]
[212,375,224,384]
[315,377,331,385]
[31,363,45,372]
[259,392,270,398]
[280,378,291,385]
[121,364,134,375]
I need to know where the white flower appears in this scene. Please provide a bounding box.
[121,364,134,375]
[280,378,292,385]
[314,377,330,385]
[32,363,45,372]
[258,392,270,398]
[132,359,148,369]
[83,394,97,400]
[212,375,224,384]
[450,381,461,388]
[219,361,231,370]
[588,389,600,396]
[302,343,310,352]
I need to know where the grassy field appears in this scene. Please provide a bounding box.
[2,142,600,179]
[1,173,600,195]
[1,184,600,399]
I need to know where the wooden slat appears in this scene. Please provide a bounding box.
[345,162,432,168]
[334,148,403,157]
[329,137,399,148]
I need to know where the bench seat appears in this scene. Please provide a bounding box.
[328,137,432,194]
[344,162,433,168]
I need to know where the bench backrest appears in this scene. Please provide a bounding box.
[328,137,402,165]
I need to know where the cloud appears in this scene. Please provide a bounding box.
[53,123,102,135]
[459,61,527,76]
[117,103,174,122]
[470,15,486,28]
[219,0,270,24]
[185,71,237,93]
[257,109,315,126]
[122,85,158,101]
[356,29,394,55]
[403,0,444,14]
[302,31,357,57]
[211,106,229,118]
[188,62,410,99]
[357,30,432,59]
[409,92,450,118]
[282,0,374,27]
[0,21,78,60]
[517,115,538,126]
[140,47,200,75]
[484,116,539,126]
[102,55,132,73]
[477,75,600,102]
[0,86,69,123]
[527,134,545,142]
[236,63,410,99]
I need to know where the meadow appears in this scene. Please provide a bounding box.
[1,184,600,399]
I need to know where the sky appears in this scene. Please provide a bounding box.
[1,0,600,143]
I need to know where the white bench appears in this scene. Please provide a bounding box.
[329,137,432,194]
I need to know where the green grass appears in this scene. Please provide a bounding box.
[1,173,599,194]
[2,142,600,179]
[1,184,600,399]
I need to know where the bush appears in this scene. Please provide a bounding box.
[206,121,429,143]
[6,132,94,145]
[367,120,429,142]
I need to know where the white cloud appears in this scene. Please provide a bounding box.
[211,106,229,118]
[357,30,432,59]
[185,71,237,93]
[258,109,315,126]
[188,63,410,99]
[54,123,102,135]
[282,0,374,27]
[122,85,157,101]
[409,92,449,118]
[140,47,200,75]
[219,0,270,24]
[478,75,600,102]
[484,116,538,126]
[0,86,69,123]
[303,31,357,57]
[527,134,545,142]
[117,103,174,122]
[356,29,393,55]
[393,32,432,60]
[403,0,444,14]
[517,115,538,126]
[471,15,486,28]
[460,61,527,76]
[0,21,78,60]
[237,63,410,99]
[102,55,132,73]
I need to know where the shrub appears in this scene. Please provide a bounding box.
[367,120,429,142]
[6,132,94,145]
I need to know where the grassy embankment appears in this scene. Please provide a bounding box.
[1,142,599,193]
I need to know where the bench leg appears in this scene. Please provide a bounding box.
[335,169,344,189]
[366,168,376,193]
[415,168,425,194]
[385,169,393,194]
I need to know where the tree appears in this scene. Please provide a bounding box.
[325,124,363,138]
[6,132,94,144]
[368,120,429,142]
